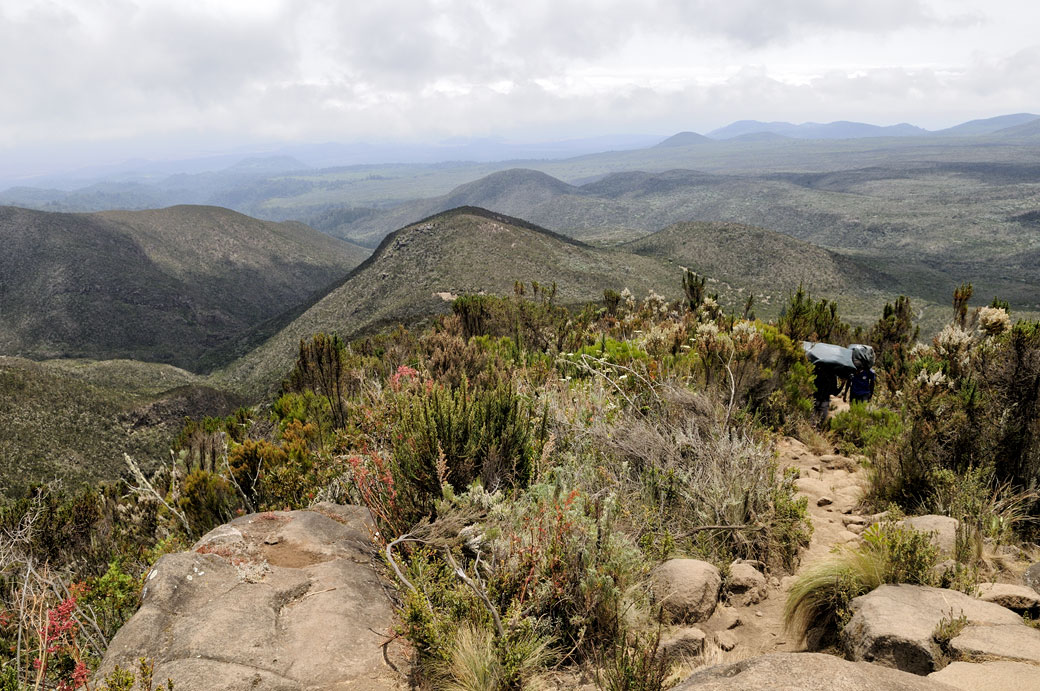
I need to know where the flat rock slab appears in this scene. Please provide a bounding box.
[99,505,406,691]
[977,582,1040,614]
[929,661,1040,691]
[842,584,1023,675]
[949,623,1040,664]
[674,652,960,690]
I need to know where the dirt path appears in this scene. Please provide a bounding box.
[696,428,870,664]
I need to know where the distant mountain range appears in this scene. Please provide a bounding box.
[705,113,1039,140]
[0,205,368,369]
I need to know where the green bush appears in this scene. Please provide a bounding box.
[829,402,902,456]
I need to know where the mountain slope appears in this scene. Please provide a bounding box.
[935,113,1039,136]
[328,168,591,246]
[0,356,237,497]
[0,205,369,369]
[216,207,682,395]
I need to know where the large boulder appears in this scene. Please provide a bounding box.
[98,505,406,691]
[841,584,1022,675]
[929,661,1040,690]
[897,515,959,556]
[652,559,722,623]
[673,652,959,690]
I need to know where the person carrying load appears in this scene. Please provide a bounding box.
[803,342,875,427]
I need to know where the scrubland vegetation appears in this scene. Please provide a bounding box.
[2,276,1038,689]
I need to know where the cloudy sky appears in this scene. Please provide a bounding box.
[1,0,1037,174]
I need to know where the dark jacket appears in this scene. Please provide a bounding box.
[849,368,876,400]
[814,367,839,400]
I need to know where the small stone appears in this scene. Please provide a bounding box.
[817,496,833,507]
[847,523,867,535]
[769,577,780,588]
[727,563,767,606]
[842,515,867,526]
[715,630,738,651]
[755,611,763,617]
[660,627,707,661]
[714,607,742,630]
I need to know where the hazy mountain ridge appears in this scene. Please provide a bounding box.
[0,205,369,369]
[319,162,1040,313]
[707,120,929,140]
[4,113,1040,224]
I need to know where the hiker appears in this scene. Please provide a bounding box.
[842,361,877,404]
[813,364,840,427]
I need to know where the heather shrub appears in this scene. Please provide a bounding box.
[777,285,851,344]
[390,378,547,524]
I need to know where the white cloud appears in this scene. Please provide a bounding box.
[0,0,1037,163]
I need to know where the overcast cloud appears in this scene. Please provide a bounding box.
[1,0,1037,173]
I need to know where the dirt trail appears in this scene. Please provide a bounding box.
[699,425,870,663]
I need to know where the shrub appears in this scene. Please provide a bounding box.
[601,391,811,569]
[391,379,546,523]
[829,402,903,457]
[777,285,850,345]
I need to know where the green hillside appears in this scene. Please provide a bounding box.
[0,205,369,370]
[215,207,683,395]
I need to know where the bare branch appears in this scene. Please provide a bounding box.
[442,548,505,640]
[124,453,190,534]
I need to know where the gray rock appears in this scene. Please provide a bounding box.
[976,582,1040,614]
[652,559,722,623]
[949,623,1040,664]
[99,506,406,691]
[674,652,960,690]
[841,584,1022,675]
[660,627,707,660]
[727,562,767,606]
[715,630,738,651]
[929,661,1040,691]
[1025,562,1040,595]
[897,515,959,555]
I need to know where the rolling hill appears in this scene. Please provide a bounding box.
[215,207,684,395]
[624,220,890,296]
[0,356,238,497]
[0,205,369,370]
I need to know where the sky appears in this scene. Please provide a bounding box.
[1,0,1038,176]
